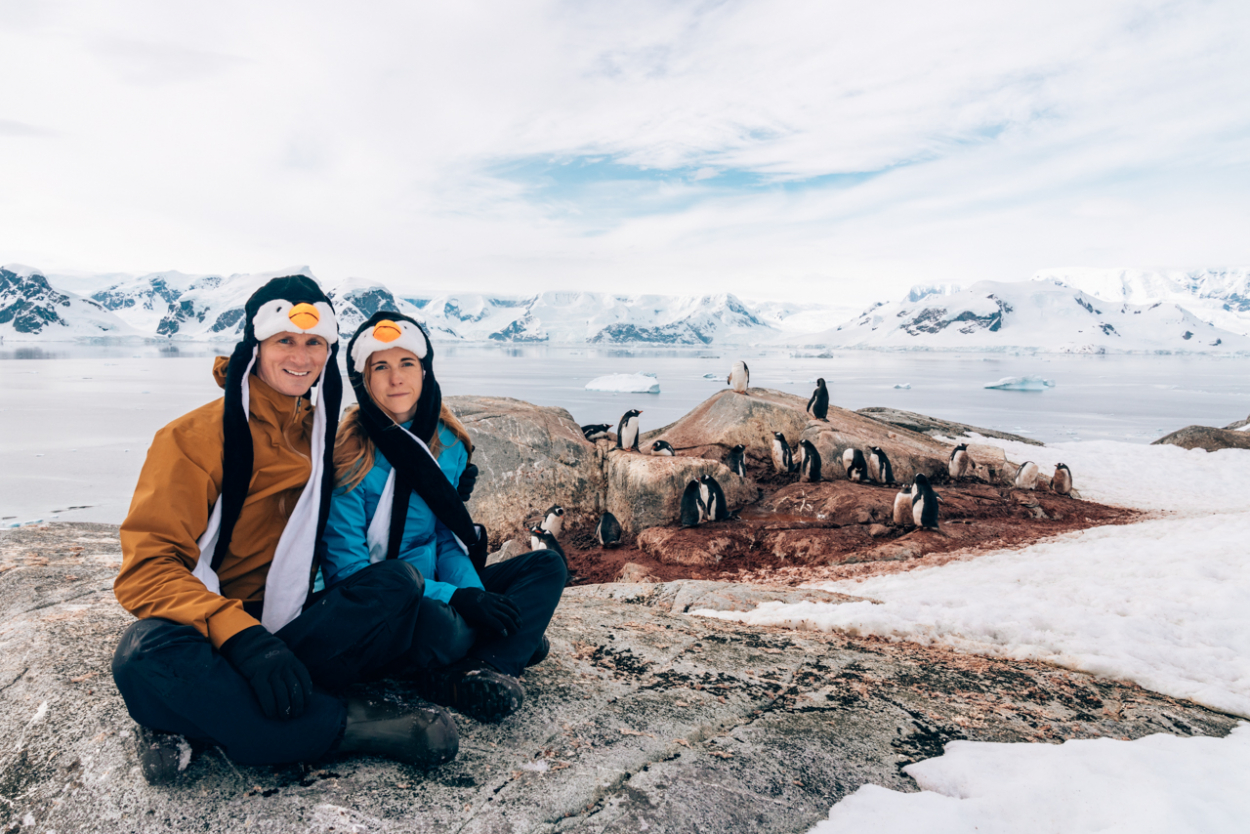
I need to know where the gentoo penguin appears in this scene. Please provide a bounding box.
[1052,463,1073,495]
[949,443,973,480]
[844,448,868,482]
[867,446,894,485]
[529,525,571,581]
[595,511,622,548]
[892,485,913,527]
[1015,461,1040,490]
[728,360,750,394]
[616,409,642,452]
[680,480,706,527]
[799,439,822,483]
[726,444,747,477]
[806,378,830,421]
[582,423,612,442]
[700,474,731,521]
[540,504,565,538]
[651,440,675,456]
[911,473,940,529]
[771,432,794,473]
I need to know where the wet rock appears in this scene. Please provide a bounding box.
[857,407,1044,446]
[605,452,754,536]
[1152,424,1250,452]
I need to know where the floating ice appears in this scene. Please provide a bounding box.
[584,373,661,394]
[702,373,719,379]
[984,375,1055,390]
[893,383,911,389]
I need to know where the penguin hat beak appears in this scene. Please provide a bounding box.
[287,303,321,331]
[372,319,402,343]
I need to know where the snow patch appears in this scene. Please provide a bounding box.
[584,373,661,394]
[984,375,1055,390]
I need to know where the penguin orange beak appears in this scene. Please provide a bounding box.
[287,303,320,331]
[373,320,402,343]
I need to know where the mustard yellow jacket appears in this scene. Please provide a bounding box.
[114,357,315,647]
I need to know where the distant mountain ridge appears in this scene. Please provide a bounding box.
[1,265,139,339]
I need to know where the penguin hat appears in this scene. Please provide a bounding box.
[346,311,480,565]
[194,275,343,634]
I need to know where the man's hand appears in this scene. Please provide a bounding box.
[450,587,521,637]
[220,625,312,720]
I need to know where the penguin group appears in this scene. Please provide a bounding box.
[680,473,734,527]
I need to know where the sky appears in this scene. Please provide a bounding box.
[1,0,1248,308]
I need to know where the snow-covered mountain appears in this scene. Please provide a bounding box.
[1033,267,1250,336]
[1,265,142,340]
[797,279,1250,353]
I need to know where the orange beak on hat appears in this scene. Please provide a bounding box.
[373,320,402,343]
[287,303,321,331]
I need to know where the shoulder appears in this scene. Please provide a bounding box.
[437,422,462,450]
[155,398,225,460]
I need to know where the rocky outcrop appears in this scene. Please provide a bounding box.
[1151,424,1250,452]
[605,452,755,536]
[1,524,1238,834]
[857,407,1044,446]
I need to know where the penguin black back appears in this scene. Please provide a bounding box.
[807,378,829,420]
[596,511,622,548]
[846,448,868,482]
[772,432,794,473]
[616,409,643,451]
[582,423,611,441]
[727,444,747,477]
[911,473,940,529]
[680,479,705,527]
[651,440,675,456]
[869,446,893,485]
[700,474,730,521]
[799,439,822,482]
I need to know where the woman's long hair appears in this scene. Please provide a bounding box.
[333,360,473,493]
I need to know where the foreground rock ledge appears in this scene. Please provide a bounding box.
[1,525,1238,834]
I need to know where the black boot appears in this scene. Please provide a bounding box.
[133,724,191,785]
[526,636,551,668]
[336,698,458,767]
[412,659,525,723]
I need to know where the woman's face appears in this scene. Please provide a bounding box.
[367,347,424,423]
[255,331,328,397]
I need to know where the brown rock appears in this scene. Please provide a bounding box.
[1152,424,1250,452]
[642,388,812,469]
[868,524,890,538]
[636,525,752,566]
[616,562,661,583]
[605,452,755,535]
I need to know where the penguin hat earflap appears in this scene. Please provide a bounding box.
[193,274,344,634]
[346,311,478,562]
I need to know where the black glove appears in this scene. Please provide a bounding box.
[450,587,521,637]
[457,463,479,502]
[468,523,489,563]
[220,625,312,720]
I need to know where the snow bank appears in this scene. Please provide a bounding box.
[809,725,1250,834]
[984,375,1055,390]
[584,373,661,394]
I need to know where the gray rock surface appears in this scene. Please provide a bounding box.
[1152,424,1250,452]
[2,524,1237,834]
[857,407,1044,447]
[605,453,755,536]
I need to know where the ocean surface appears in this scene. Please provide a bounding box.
[3,343,1249,525]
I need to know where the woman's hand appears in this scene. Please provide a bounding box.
[457,463,478,502]
[450,587,521,637]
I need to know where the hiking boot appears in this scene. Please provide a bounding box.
[413,659,525,723]
[337,697,458,768]
[133,724,192,786]
[526,636,551,668]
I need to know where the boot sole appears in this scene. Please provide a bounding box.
[417,669,524,724]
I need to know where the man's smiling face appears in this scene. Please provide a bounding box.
[255,331,328,397]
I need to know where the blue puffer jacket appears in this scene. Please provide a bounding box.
[321,421,483,603]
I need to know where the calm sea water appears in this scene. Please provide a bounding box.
[4,343,1249,524]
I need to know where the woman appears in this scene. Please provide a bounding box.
[323,311,566,723]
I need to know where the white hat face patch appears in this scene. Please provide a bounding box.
[351,319,428,373]
[253,300,339,344]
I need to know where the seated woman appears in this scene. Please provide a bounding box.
[323,312,566,723]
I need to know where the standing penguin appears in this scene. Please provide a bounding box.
[1015,461,1040,490]
[540,504,565,538]
[616,409,643,452]
[806,378,830,421]
[911,473,940,529]
[950,443,973,480]
[892,485,913,527]
[771,432,794,473]
[726,444,747,477]
[595,511,622,548]
[1052,463,1073,495]
[728,360,750,394]
[529,525,571,582]
[799,439,822,482]
[867,446,894,485]
[844,448,868,482]
[582,423,612,442]
[699,474,732,521]
[651,440,675,456]
[680,480,706,527]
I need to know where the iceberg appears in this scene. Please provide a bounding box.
[985,376,1056,391]
[893,383,911,389]
[702,372,719,379]
[584,373,661,394]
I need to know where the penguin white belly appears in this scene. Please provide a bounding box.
[868,455,881,482]
[893,491,910,526]
[1015,462,1039,489]
[911,494,927,527]
[1054,470,1072,494]
[842,448,855,471]
[620,421,638,450]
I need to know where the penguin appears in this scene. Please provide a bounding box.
[680,479,706,527]
[726,444,747,477]
[799,439,822,483]
[866,446,892,484]
[651,440,675,456]
[616,409,643,452]
[771,432,794,473]
[595,511,622,548]
[950,443,973,480]
[911,473,940,529]
[582,423,612,442]
[540,504,565,538]
[806,378,829,421]
[529,525,571,582]
[844,448,868,482]
[1015,461,1040,490]
[699,474,732,521]
[1052,463,1073,495]
[892,485,913,527]
[728,360,749,394]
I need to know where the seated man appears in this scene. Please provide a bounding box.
[111,276,458,784]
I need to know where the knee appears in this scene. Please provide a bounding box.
[528,549,568,587]
[111,618,211,693]
[348,560,425,609]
